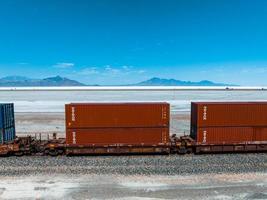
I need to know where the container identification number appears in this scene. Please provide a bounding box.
[203,106,207,120]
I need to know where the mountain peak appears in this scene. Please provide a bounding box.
[44,75,65,81]
[41,76,85,86]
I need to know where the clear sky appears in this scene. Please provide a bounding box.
[0,0,267,85]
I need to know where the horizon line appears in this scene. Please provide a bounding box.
[0,86,267,91]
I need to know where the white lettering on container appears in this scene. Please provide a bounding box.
[203,130,207,143]
[72,131,76,144]
[71,107,75,122]
[203,106,207,120]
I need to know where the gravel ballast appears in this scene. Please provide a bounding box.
[0,154,266,176]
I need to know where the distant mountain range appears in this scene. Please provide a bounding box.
[0,76,85,86]
[135,77,237,86]
[0,76,236,86]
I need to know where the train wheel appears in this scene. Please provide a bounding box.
[58,149,64,155]
[48,149,59,156]
[178,147,187,154]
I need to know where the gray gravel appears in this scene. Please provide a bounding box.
[0,154,266,176]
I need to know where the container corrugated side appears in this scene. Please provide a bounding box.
[0,103,16,143]
[65,103,169,129]
[194,126,267,144]
[2,127,15,142]
[191,102,267,128]
[66,127,169,146]
[0,127,16,144]
[0,104,15,129]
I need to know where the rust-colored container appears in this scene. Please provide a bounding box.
[66,127,169,145]
[191,102,267,128]
[194,127,267,144]
[65,103,169,128]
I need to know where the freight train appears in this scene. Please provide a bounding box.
[0,102,267,156]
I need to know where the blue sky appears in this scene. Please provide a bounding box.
[0,0,267,85]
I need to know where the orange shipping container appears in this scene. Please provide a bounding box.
[191,102,267,128]
[194,127,267,144]
[65,103,169,128]
[66,127,169,146]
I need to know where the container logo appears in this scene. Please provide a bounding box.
[203,106,207,121]
[71,107,76,122]
[203,130,207,143]
[72,131,76,144]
